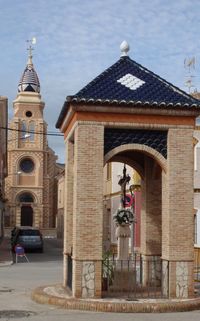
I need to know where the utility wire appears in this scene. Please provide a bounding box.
[0,126,64,137]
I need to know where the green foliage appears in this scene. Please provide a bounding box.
[102,251,114,284]
[113,208,134,225]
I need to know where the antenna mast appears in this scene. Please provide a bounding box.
[184,57,196,94]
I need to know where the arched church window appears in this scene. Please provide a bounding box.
[19,192,34,203]
[21,121,26,138]
[29,122,35,141]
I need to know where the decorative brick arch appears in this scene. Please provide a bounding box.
[15,190,38,227]
[16,190,38,203]
[16,154,37,171]
[104,143,167,173]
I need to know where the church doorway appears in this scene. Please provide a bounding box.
[21,205,33,226]
[18,192,34,226]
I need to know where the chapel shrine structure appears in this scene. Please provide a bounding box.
[56,42,200,299]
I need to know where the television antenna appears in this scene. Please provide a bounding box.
[184,57,196,93]
[184,57,195,72]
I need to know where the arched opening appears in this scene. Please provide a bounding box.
[102,146,163,295]
[103,160,142,253]
[63,123,195,300]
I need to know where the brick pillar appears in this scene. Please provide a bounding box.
[72,124,104,298]
[162,128,194,298]
[63,140,74,287]
[16,206,21,226]
[34,206,40,227]
[140,156,162,286]
[141,156,162,255]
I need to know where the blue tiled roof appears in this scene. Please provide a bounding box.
[73,56,199,106]
[56,55,200,128]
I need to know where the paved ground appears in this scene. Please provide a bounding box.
[0,237,13,266]
[1,238,200,320]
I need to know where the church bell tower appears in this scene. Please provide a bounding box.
[5,40,57,232]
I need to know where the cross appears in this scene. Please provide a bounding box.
[26,37,36,63]
[118,164,131,208]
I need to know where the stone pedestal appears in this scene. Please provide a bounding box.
[116,225,131,260]
[112,224,136,292]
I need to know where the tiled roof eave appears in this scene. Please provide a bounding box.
[55,96,200,129]
[70,96,200,110]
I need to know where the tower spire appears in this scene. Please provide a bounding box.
[18,37,40,93]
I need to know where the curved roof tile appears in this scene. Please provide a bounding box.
[56,56,200,128]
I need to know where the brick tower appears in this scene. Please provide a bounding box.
[5,41,57,234]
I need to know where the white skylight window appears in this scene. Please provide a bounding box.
[117,73,145,90]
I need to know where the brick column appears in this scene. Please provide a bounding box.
[72,123,104,298]
[162,128,194,298]
[63,140,74,287]
[140,156,162,286]
[140,156,162,255]
[16,206,21,226]
[33,206,40,227]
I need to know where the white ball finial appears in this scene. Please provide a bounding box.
[120,40,130,57]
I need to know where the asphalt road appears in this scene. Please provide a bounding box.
[0,238,200,320]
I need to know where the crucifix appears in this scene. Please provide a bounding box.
[118,164,131,208]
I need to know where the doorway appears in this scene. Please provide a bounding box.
[21,205,33,226]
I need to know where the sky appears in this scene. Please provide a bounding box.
[1,0,200,163]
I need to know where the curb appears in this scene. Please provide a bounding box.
[32,285,200,313]
[0,261,13,267]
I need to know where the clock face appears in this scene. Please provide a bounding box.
[19,158,34,173]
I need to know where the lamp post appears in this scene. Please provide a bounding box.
[7,171,22,176]
[20,133,30,140]
[8,133,30,142]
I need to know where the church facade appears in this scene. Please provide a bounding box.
[5,46,58,235]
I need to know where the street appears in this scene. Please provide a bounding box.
[0,238,200,320]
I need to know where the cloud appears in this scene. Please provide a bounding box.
[1,0,200,162]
